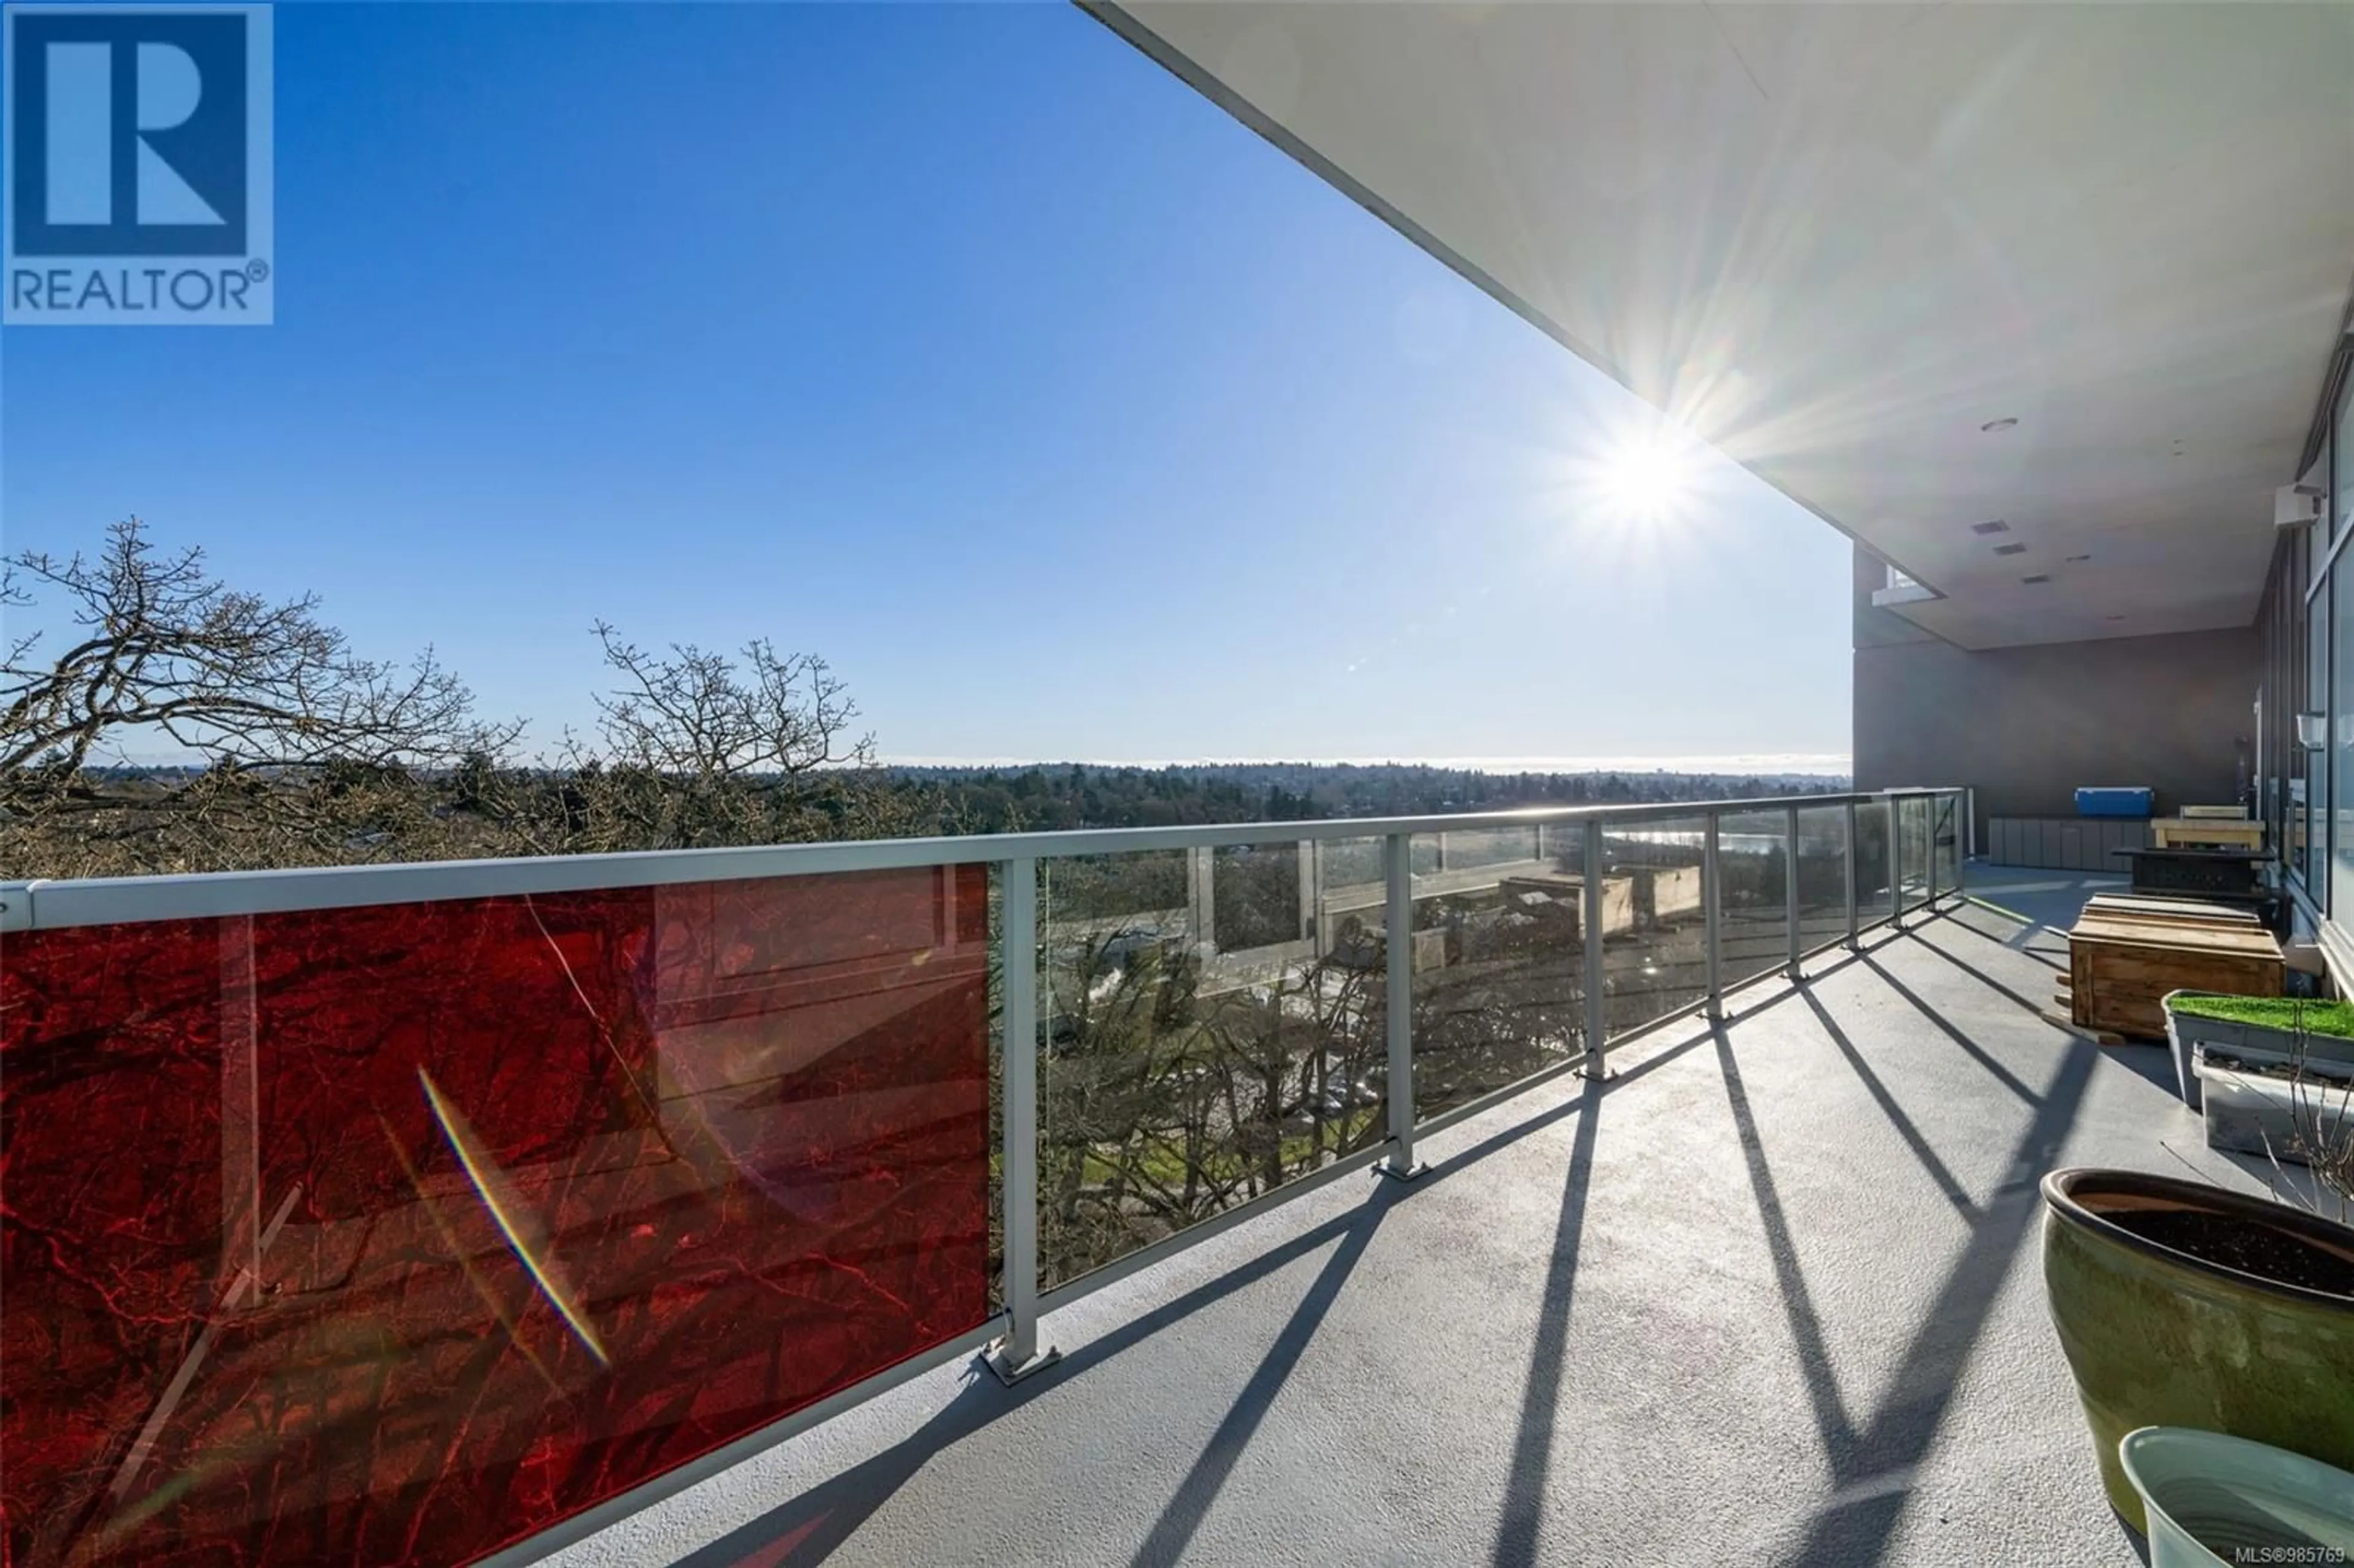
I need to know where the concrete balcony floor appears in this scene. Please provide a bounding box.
[552,868,2294,1568]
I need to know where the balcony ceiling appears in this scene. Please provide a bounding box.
[1098,2,2354,649]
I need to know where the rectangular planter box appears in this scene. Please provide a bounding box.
[2195,1046,2354,1167]
[2163,990,2354,1110]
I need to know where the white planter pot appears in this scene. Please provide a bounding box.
[2119,1426,2354,1567]
[2196,1048,2354,1167]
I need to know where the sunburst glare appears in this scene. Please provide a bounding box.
[1594,425,1699,523]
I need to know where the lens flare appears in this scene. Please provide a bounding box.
[419,1067,610,1366]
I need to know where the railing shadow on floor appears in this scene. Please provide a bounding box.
[1490,1070,1604,1568]
[1937,897,2069,971]
[1713,1022,1861,1480]
[1773,1038,2097,1566]
[1902,916,2068,1018]
[674,1026,1713,1568]
[1856,951,2044,1107]
[1127,1188,1395,1568]
[1797,987,1977,1216]
[1734,905,2117,1565]
[665,917,1939,1568]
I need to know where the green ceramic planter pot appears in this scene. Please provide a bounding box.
[2041,1168,2354,1531]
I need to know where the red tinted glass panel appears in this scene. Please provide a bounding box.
[1,864,991,1566]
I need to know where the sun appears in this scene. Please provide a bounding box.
[1596,429,1696,521]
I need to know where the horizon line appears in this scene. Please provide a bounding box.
[878,753,1854,774]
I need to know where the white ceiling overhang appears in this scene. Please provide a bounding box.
[1095,2,2354,649]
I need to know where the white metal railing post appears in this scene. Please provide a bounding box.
[1955,791,1970,896]
[1704,812,1724,1019]
[1380,832,1422,1179]
[1890,795,1906,931]
[1785,804,1803,976]
[990,859,1059,1383]
[1582,818,1609,1077]
[1843,797,1860,950]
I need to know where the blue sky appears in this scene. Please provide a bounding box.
[2,2,1853,769]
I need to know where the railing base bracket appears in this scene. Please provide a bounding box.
[1376,1159,1428,1184]
[986,1341,1062,1387]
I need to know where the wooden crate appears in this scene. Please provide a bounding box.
[2081,894,2261,929]
[2149,817,2264,851]
[2065,915,2283,1040]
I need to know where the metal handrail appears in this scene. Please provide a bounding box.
[0,786,1967,932]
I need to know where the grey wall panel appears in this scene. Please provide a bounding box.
[1987,814,2169,870]
[1854,543,2257,849]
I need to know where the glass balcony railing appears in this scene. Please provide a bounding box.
[0,786,1966,1568]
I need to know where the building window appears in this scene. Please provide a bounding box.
[2334,559,2354,919]
[1870,563,1937,607]
[2307,544,2329,896]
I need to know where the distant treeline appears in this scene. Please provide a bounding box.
[891,762,1851,834]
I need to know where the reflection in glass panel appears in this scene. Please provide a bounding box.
[1897,797,1933,911]
[1933,793,1962,897]
[1408,828,1587,1120]
[1716,809,1791,989]
[1854,801,1895,928]
[1317,836,1385,895]
[1037,840,1387,1289]
[1436,824,1547,871]
[1796,805,1851,953]
[1213,840,1308,953]
[1599,816,1711,1038]
[0,870,992,1568]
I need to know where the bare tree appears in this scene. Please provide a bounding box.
[0,519,950,876]
[1,518,514,807]
[0,520,527,876]
[556,623,904,850]
[587,622,871,780]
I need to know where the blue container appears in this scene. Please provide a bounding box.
[2075,786,2154,819]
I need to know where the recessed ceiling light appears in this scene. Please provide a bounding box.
[1994,542,2027,556]
[2021,574,2052,585]
[1971,519,2011,535]
[1981,417,2019,433]
[2066,554,2092,563]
